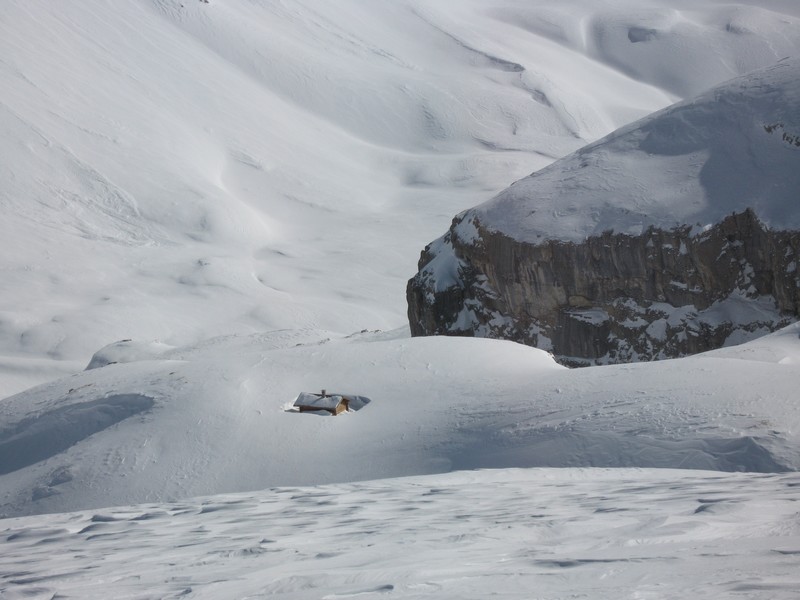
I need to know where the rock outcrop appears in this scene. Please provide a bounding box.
[408,59,800,365]
[408,208,800,365]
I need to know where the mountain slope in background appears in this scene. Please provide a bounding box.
[2,0,800,395]
[408,58,800,364]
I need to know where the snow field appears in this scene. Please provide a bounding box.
[2,468,799,599]
[1,325,799,518]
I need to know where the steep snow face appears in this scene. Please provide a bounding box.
[1,326,799,518]
[2,0,800,395]
[3,468,800,600]
[458,58,800,244]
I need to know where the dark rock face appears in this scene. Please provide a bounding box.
[407,209,800,365]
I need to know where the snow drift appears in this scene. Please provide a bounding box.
[1,325,799,517]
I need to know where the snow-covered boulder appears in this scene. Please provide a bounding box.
[408,58,800,365]
[85,339,175,370]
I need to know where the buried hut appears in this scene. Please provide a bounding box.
[293,390,370,416]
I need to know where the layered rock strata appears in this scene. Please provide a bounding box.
[408,208,800,365]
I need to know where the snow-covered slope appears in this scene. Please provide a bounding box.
[2,325,799,518]
[3,468,799,600]
[3,0,800,395]
[455,57,800,243]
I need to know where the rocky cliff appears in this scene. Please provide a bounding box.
[408,59,800,365]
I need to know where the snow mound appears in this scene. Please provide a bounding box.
[704,321,800,364]
[85,340,175,370]
[459,58,800,244]
[1,328,799,517]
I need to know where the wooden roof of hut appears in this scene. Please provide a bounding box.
[294,392,349,415]
[293,391,372,415]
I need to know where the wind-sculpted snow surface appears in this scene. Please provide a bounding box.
[2,0,800,394]
[1,327,799,517]
[2,469,799,599]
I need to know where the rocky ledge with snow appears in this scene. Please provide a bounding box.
[408,58,800,365]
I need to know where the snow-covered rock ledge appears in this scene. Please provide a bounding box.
[408,59,800,365]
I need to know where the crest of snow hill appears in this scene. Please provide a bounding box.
[408,58,800,365]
